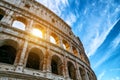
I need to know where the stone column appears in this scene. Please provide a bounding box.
[43,48,50,72]
[59,36,63,48]
[62,55,66,78]
[69,42,73,53]
[15,40,28,72]
[18,41,28,65]
[26,20,33,32]
[1,10,14,25]
[43,48,53,79]
[85,69,90,80]
[75,61,82,80]
[14,41,24,66]
[63,55,69,79]
[45,27,50,41]
[79,69,83,80]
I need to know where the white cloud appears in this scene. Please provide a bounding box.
[93,21,120,68]
[65,13,77,26]
[77,23,83,32]
[83,8,88,15]
[84,1,120,57]
[36,0,69,16]
[111,33,120,48]
[35,0,120,59]
[86,20,113,57]
[36,0,78,26]
[98,71,106,80]
[61,0,69,6]
[111,77,120,80]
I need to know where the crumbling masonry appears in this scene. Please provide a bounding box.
[0,0,97,80]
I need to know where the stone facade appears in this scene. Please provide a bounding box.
[0,0,96,80]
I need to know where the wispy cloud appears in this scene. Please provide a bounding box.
[98,70,106,80]
[80,0,120,57]
[94,29,120,69]
[65,13,77,26]
[36,0,69,16]
[36,0,78,26]
[36,0,120,58]
[111,77,120,80]
[84,18,113,57]
[111,33,120,48]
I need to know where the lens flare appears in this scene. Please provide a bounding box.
[31,28,42,38]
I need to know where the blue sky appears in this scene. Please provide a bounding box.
[36,0,120,80]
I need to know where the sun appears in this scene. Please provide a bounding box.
[31,28,42,38]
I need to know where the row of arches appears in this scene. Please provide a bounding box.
[0,39,84,80]
[0,8,80,57]
[0,8,94,80]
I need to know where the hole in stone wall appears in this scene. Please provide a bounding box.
[12,20,26,30]
[72,46,78,56]
[24,4,30,9]
[67,61,76,80]
[26,48,44,70]
[31,28,43,38]
[51,60,58,74]
[62,40,70,51]
[12,16,27,30]
[32,23,45,38]
[52,18,55,23]
[26,52,40,70]
[51,55,63,76]
[0,14,4,20]
[0,8,5,20]
[79,67,85,80]
[50,33,59,45]
[0,45,16,64]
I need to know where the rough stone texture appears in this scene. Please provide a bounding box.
[0,0,96,80]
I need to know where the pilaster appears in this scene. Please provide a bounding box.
[15,40,28,72]
[1,10,14,25]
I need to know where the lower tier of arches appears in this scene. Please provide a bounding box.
[0,32,96,80]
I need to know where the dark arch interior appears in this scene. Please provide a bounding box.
[51,55,63,76]
[0,14,4,20]
[67,62,76,80]
[0,9,5,20]
[26,52,40,70]
[79,67,85,80]
[51,59,58,74]
[0,45,16,64]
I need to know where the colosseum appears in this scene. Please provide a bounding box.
[0,0,96,80]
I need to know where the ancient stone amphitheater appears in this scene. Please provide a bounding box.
[0,0,96,80]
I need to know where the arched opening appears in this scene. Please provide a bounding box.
[0,39,18,64]
[72,46,78,56]
[26,48,44,70]
[12,17,27,30]
[87,72,92,80]
[67,61,76,80]
[51,55,63,76]
[79,67,86,80]
[62,40,70,51]
[50,36,56,44]
[31,24,44,38]
[31,28,42,38]
[50,33,59,45]
[12,20,26,30]
[26,52,40,70]
[0,8,5,21]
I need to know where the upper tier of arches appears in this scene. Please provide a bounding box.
[0,0,90,66]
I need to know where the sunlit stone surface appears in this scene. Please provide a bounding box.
[0,0,96,80]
